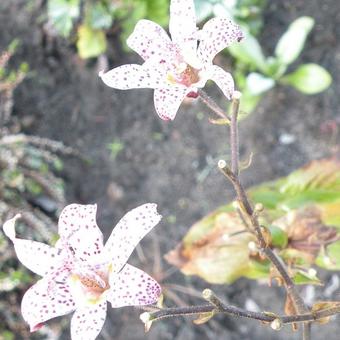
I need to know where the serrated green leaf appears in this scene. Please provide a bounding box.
[166,212,255,284]
[275,16,314,65]
[47,0,80,37]
[166,158,340,285]
[281,63,332,94]
[77,25,107,59]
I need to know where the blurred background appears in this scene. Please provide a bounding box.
[0,0,339,339]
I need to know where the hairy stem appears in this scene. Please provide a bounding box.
[229,91,241,175]
[145,302,340,326]
[197,89,229,121]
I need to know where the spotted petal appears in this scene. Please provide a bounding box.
[21,278,75,331]
[127,19,174,61]
[169,0,198,53]
[154,86,191,120]
[198,17,244,64]
[208,65,235,100]
[104,204,161,273]
[108,264,161,307]
[58,204,104,262]
[71,302,107,340]
[99,59,169,90]
[3,215,65,276]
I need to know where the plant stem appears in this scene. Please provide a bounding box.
[230,93,311,339]
[229,91,241,175]
[197,89,229,121]
[145,302,340,326]
[200,92,311,339]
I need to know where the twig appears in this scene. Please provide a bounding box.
[143,300,340,326]
[229,91,241,175]
[197,89,230,121]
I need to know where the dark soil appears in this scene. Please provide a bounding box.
[1,0,339,339]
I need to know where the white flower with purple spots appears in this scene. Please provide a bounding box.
[99,0,243,120]
[3,203,162,340]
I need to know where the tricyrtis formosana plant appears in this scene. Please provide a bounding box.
[2,1,339,340]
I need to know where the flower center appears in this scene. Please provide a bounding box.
[70,269,110,306]
[167,63,201,87]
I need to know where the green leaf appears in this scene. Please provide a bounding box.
[238,89,263,116]
[281,63,332,94]
[165,212,255,284]
[275,16,314,65]
[316,241,340,270]
[76,25,107,59]
[194,0,214,22]
[293,269,322,285]
[85,2,113,30]
[47,0,80,37]
[269,225,288,248]
[145,0,169,26]
[228,29,267,72]
[245,72,275,96]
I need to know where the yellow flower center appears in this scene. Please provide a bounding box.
[69,269,111,306]
[167,63,201,87]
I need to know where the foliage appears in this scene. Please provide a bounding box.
[0,40,28,124]
[47,0,170,58]
[0,47,74,338]
[194,0,267,36]
[166,158,340,284]
[228,16,332,114]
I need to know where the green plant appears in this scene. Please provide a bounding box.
[47,0,170,58]
[194,0,267,36]
[228,16,332,114]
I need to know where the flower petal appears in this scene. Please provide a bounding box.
[58,204,104,261]
[21,278,75,332]
[208,65,234,100]
[71,302,107,340]
[154,86,190,120]
[198,17,244,64]
[99,60,169,90]
[169,0,198,52]
[108,264,161,307]
[3,215,65,276]
[104,204,161,272]
[127,19,174,61]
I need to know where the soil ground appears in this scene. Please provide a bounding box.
[1,0,340,339]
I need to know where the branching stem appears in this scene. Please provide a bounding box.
[145,302,340,326]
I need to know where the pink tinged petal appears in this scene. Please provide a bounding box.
[3,215,65,276]
[99,61,169,90]
[108,264,161,308]
[208,65,235,100]
[169,0,198,52]
[198,17,244,64]
[154,86,190,120]
[71,302,107,340]
[21,278,75,332]
[104,203,162,272]
[58,204,104,261]
[127,19,174,61]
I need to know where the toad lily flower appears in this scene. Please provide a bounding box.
[3,203,162,340]
[99,0,243,120]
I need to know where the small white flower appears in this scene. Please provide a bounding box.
[100,0,243,120]
[3,203,162,340]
